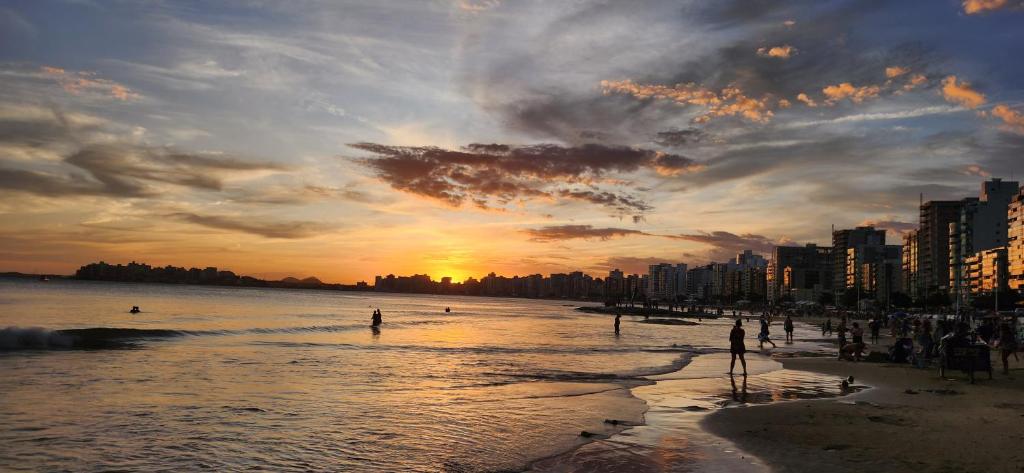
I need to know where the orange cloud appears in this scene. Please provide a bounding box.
[822,82,881,104]
[964,164,992,177]
[601,80,775,123]
[796,93,817,107]
[40,65,139,101]
[963,0,1008,14]
[903,73,928,91]
[756,45,796,59]
[885,66,909,78]
[940,75,986,109]
[991,104,1024,134]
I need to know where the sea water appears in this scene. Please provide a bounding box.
[0,277,764,472]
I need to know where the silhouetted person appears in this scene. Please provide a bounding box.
[614,313,621,334]
[784,315,794,343]
[759,316,776,349]
[730,319,747,374]
[869,317,881,344]
[371,309,382,327]
[445,307,450,313]
[130,306,140,314]
[997,322,1018,375]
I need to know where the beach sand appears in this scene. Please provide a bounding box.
[532,320,1024,473]
[702,355,1024,473]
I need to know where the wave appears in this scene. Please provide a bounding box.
[0,327,187,350]
[0,320,450,351]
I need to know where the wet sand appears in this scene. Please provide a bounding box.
[703,355,1024,473]
[529,353,861,472]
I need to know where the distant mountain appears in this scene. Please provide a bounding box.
[280,276,323,285]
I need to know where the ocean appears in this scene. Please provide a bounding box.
[0,277,757,472]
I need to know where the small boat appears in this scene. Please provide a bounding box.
[129,306,141,314]
[39,275,50,282]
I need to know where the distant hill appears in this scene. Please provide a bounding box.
[280,276,323,285]
[73,261,368,292]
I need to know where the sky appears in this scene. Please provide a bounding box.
[1,0,1023,283]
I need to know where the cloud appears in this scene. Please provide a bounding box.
[821,82,882,105]
[227,183,377,205]
[523,224,648,242]
[941,75,986,109]
[885,66,909,79]
[653,128,707,147]
[601,80,776,123]
[0,143,286,198]
[168,212,330,239]
[990,104,1024,134]
[591,256,682,275]
[859,219,917,238]
[40,66,139,101]
[457,0,501,12]
[668,230,790,262]
[756,45,796,59]
[796,93,818,107]
[962,164,991,177]
[903,73,928,92]
[962,0,1013,14]
[350,142,701,215]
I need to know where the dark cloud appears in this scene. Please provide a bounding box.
[167,212,330,239]
[229,184,377,205]
[523,224,649,242]
[654,128,707,147]
[669,230,790,262]
[350,142,699,215]
[0,143,285,198]
[590,255,682,275]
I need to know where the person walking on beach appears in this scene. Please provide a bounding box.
[823,318,832,337]
[996,322,1018,375]
[784,315,795,344]
[869,317,881,345]
[836,318,848,351]
[850,322,865,361]
[614,313,621,334]
[730,319,747,375]
[758,316,776,349]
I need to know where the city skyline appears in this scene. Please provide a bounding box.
[1,1,1023,283]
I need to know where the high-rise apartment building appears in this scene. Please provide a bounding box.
[767,244,833,303]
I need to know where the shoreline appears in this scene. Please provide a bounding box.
[525,321,868,472]
[702,355,1024,472]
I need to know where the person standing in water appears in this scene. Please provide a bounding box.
[784,315,795,343]
[614,313,621,334]
[730,319,747,375]
[371,309,382,327]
